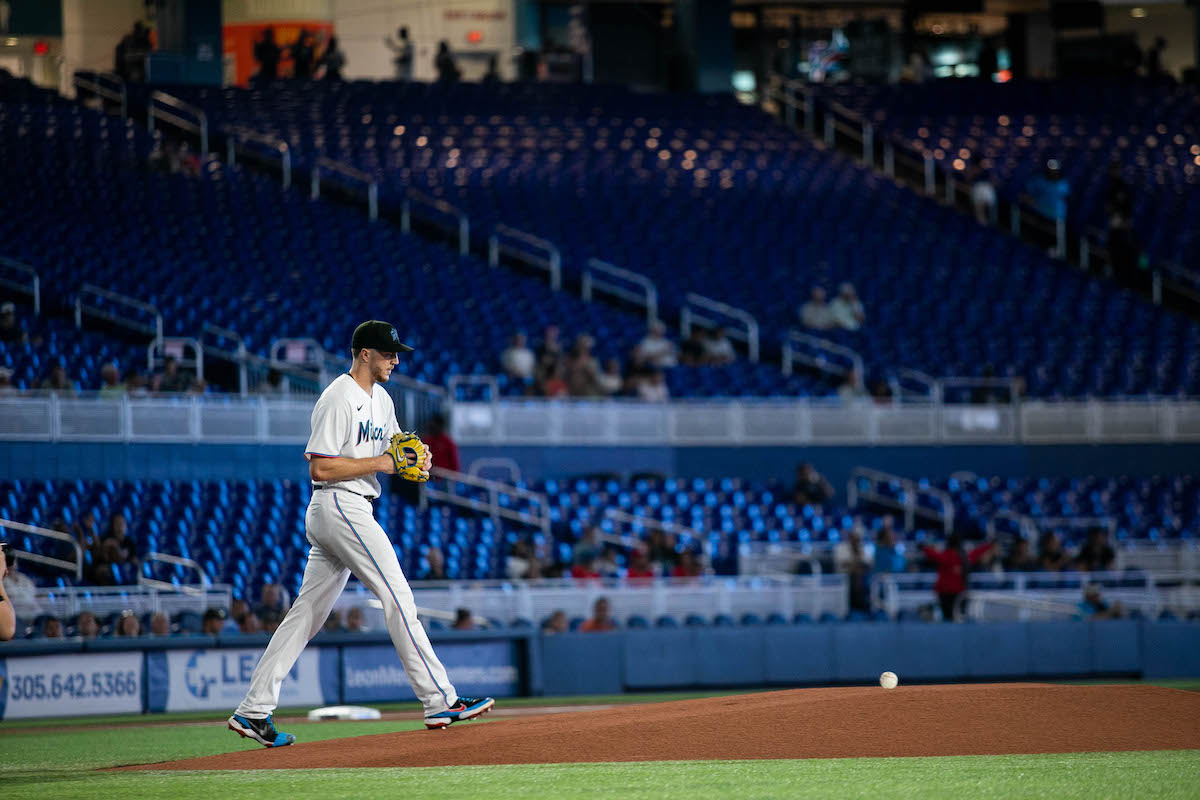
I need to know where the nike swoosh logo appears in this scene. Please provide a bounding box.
[357,405,363,411]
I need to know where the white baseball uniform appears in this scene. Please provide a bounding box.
[235,373,458,718]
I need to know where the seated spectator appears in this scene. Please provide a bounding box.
[3,555,41,621]
[188,377,207,395]
[793,463,834,506]
[501,332,535,380]
[633,321,678,369]
[86,538,123,586]
[837,369,867,404]
[0,367,15,396]
[202,608,226,636]
[579,597,617,632]
[539,361,569,398]
[869,379,894,404]
[259,368,287,395]
[115,610,141,637]
[671,550,703,579]
[102,512,138,566]
[238,611,263,635]
[451,607,474,630]
[680,327,709,366]
[541,609,568,634]
[229,598,251,624]
[570,554,601,580]
[260,611,283,633]
[0,301,27,344]
[1039,532,1070,572]
[636,370,669,402]
[704,327,737,365]
[323,610,344,633]
[1004,538,1039,572]
[345,606,368,633]
[799,287,835,330]
[626,547,657,580]
[829,283,865,331]
[646,529,678,571]
[873,521,906,573]
[39,363,75,395]
[75,610,100,639]
[506,540,542,580]
[1078,583,1123,620]
[534,325,563,385]
[42,616,64,639]
[565,335,603,396]
[597,358,624,395]
[126,371,150,397]
[98,363,126,398]
[73,510,100,553]
[1076,528,1115,572]
[417,547,447,581]
[254,582,289,619]
[422,412,460,474]
[154,356,191,393]
[148,611,171,636]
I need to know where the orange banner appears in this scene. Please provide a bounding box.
[223,21,335,86]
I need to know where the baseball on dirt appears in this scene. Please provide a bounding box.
[879,671,899,689]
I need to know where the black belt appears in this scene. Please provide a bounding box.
[313,485,377,501]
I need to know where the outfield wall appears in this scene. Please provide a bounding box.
[0,622,1197,719]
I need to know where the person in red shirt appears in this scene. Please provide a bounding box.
[570,555,601,580]
[421,413,460,474]
[579,597,617,632]
[670,550,703,579]
[626,548,657,581]
[921,533,995,622]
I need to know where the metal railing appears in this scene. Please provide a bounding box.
[403,189,469,255]
[0,256,40,314]
[583,258,659,324]
[311,156,378,220]
[847,467,954,533]
[148,337,204,381]
[72,70,126,119]
[889,368,940,401]
[139,552,210,595]
[0,519,84,582]
[680,293,760,363]
[424,466,551,537]
[782,330,864,381]
[75,283,163,342]
[467,457,523,484]
[488,225,562,291]
[447,374,500,402]
[225,128,291,188]
[601,507,709,565]
[148,90,208,154]
[736,542,825,577]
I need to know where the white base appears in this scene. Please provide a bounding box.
[307,705,383,721]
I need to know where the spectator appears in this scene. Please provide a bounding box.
[633,321,678,369]
[704,327,737,365]
[869,378,894,404]
[597,358,623,395]
[189,377,207,395]
[0,367,14,396]
[0,549,14,640]
[626,547,657,580]
[319,36,345,80]
[259,368,287,395]
[39,363,74,394]
[799,287,835,330]
[76,610,100,640]
[834,526,874,612]
[481,54,500,84]
[385,26,414,80]
[435,40,460,83]
[420,547,447,581]
[451,607,474,630]
[127,371,150,397]
[421,412,460,474]
[115,610,142,638]
[322,610,344,633]
[793,463,834,506]
[506,540,541,580]
[98,363,125,398]
[570,553,601,580]
[42,616,64,639]
[646,529,677,571]
[534,325,563,383]
[540,361,569,398]
[873,520,907,573]
[501,332,535,380]
[103,512,137,566]
[670,550,702,579]
[837,369,867,404]
[680,327,709,366]
[255,582,289,619]
[202,608,225,636]
[291,29,315,79]
[541,609,568,634]
[229,598,251,624]
[345,606,368,633]
[1004,538,1039,572]
[148,611,171,636]
[72,510,100,554]
[239,612,263,635]
[1105,162,1140,288]
[1025,160,1070,257]
[1145,36,1167,81]
[579,597,616,632]
[260,610,283,633]
[970,163,997,225]
[1076,528,1115,572]
[2,555,40,621]
[921,534,995,622]
[1078,583,1124,620]
[636,370,669,402]
[829,283,865,331]
[114,21,150,82]
[86,537,123,585]
[0,301,26,344]
[564,335,602,396]
[254,27,282,80]
[154,356,190,393]
[1038,532,1070,572]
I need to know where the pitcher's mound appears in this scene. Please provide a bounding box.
[125,684,1200,770]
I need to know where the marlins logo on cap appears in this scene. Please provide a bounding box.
[351,320,414,354]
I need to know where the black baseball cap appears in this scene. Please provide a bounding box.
[351,320,414,354]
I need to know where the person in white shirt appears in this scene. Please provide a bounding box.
[633,321,678,368]
[500,331,535,380]
[829,283,865,331]
[1,556,40,621]
[637,370,670,402]
[799,287,835,330]
[703,327,737,365]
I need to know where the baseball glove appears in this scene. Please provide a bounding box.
[386,431,431,482]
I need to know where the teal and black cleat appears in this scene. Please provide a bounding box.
[424,696,495,729]
[228,713,296,747]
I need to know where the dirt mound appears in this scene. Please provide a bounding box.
[124,684,1200,770]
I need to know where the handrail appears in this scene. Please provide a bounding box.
[890,368,940,401]
[681,293,759,363]
[139,552,210,595]
[938,376,1022,403]
[148,90,208,154]
[403,189,469,255]
[0,518,84,581]
[601,507,710,567]
[847,466,954,534]
[311,156,378,220]
[467,457,523,484]
[148,337,204,381]
[225,128,291,189]
[425,466,551,537]
[583,258,659,324]
[488,225,562,291]
[75,283,163,342]
[986,510,1040,542]
[447,374,500,402]
[270,338,327,369]
[0,256,41,314]
[782,330,864,381]
[72,70,126,119]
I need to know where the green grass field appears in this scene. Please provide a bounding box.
[5,681,1199,800]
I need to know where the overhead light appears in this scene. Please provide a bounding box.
[4,38,18,47]
[1130,7,1147,18]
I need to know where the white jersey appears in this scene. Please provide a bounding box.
[304,373,399,498]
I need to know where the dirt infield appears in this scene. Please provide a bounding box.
[124,684,1200,770]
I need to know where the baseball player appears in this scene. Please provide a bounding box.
[228,320,494,747]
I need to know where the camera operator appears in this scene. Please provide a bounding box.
[0,544,16,640]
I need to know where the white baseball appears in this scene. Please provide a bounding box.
[879,671,899,689]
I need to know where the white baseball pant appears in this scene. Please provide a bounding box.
[236,488,458,717]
